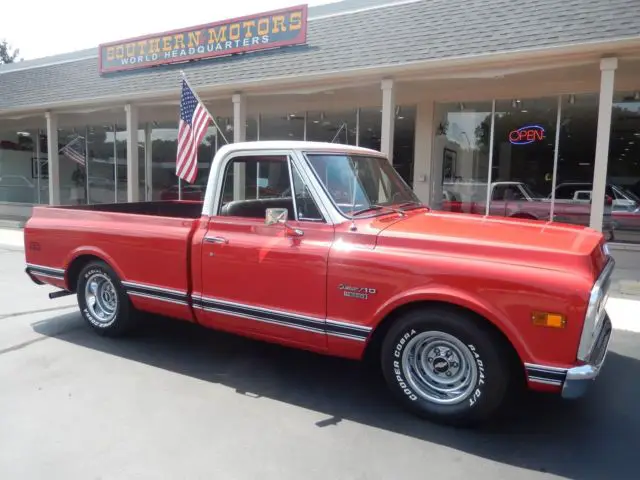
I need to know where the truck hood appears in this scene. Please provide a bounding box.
[375,210,606,279]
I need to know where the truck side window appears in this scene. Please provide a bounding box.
[219,155,294,219]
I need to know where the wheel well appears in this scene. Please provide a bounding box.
[66,254,103,292]
[363,301,524,381]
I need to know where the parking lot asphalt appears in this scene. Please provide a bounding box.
[1,245,640,480]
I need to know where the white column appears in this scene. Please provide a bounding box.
[412,101,435,204]
[380,79,396,163]
[232,93,246,200]
[144,123,153,201]
[232,93,247,142]
[45,112,60,205]
[590,57,618,232]
[125,104,139,203]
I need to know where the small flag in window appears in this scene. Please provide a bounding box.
[60,136,86,166]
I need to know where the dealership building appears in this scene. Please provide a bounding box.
[1,0,640,262]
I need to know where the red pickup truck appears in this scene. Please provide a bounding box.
[24,141,614,427]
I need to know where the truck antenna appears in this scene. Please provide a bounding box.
[349,158,358,231]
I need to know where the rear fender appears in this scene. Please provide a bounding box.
[63,246,126,291]
[371,287,532,362]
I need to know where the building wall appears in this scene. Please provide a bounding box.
[1,57,639,247]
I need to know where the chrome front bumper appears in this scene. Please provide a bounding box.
[561,313,613,399]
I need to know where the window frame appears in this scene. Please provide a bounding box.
[289,160,326,223]
[300,150,418,220]
[213,151,327,224]
[217,153,291,218]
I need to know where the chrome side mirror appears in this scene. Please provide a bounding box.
[265,208,288,226]
[265,207,304,237]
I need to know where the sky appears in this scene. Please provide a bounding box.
[1,0,336,61]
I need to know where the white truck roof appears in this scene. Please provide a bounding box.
[214,141,384,158]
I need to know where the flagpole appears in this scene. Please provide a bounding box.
[180,70,229,145]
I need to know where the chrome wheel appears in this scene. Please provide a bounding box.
[401,331,478,405]
[84,273,118,325]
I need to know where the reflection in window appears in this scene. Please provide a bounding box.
[58,128,88,205]
[488,98,557,221]
[306,110,357,144]
[0,130,42,204]
[393,106,416,185]
[260,113,304,140]
[87,125,116,204]
[606,92,640,244]
[246,116,258,141]
[432,102,493,213]
[358,107,381,151]
[151,123,184,201]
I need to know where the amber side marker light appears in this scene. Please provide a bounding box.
[532,311,566,328]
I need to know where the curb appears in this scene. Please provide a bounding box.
[0,220,26,230]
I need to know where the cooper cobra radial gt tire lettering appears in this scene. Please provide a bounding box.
[77,260,136,337]
[380,306,513,427]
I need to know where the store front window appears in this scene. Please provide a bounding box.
[113,124,146,203]
[553,94,599,229]
[432,92,640,244]
[260,113,305,140]
[434,102,493,213]
[150,122,179,201]
[306,110,357,144]
[0,130,43,204]
[87,125,117,204]
[58,128,88,205]
[393,106,416,186]
[488,97,558,222]
[358,107,382,151]
[607,92,640,244]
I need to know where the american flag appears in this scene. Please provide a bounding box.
[60,136,86,166]
[177,79,212,184]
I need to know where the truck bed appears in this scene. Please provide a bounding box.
[24,200,203,323]
[52,200,204,218]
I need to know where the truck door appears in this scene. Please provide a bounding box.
[196,152,334,351]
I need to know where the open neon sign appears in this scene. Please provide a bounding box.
[509,125,545,145]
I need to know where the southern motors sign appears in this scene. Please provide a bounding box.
[98,5,308,74]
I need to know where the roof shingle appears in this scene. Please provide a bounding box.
[1,0,639,112]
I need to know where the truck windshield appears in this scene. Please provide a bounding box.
[305,153,421,216]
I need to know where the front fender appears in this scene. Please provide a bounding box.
[371,286,532,362]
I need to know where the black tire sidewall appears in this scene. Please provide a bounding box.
[77,261,131,335]
[381,308,510,426]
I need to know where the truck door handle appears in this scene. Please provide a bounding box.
[204,236,229,244]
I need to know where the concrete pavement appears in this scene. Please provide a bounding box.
[2,244,640,479]
[0,228,24,251]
